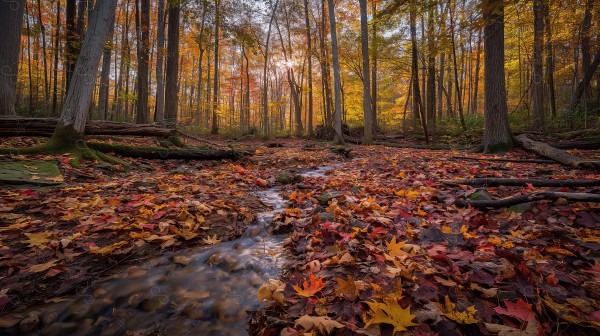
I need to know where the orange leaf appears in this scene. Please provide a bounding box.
[293,272,326,297]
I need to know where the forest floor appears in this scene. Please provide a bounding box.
[0,135,599,335]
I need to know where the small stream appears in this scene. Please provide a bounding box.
[9,165,336,336]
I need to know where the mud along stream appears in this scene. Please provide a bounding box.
[4,165,337,336]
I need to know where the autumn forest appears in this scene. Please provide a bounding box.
[0,0,600,335]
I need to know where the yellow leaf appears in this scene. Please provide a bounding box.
[89,241,128,256]
[545,247,576,256]
[334,275,359,299]
[202,235,222,245]
[437,295,479,324]
[258,279,285,305]
[295,315,344,334]
[364,298,417,333]
[22,231,51,248]
[293,272,325,297]
[28,259,58,273]
[386,237,406,258]
[394,189,420,198]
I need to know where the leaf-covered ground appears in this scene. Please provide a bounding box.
[1,136,599,336]
[252,145,600,336]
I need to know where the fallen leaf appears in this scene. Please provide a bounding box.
[364,298,417,333]
[293,272,325,297]
[295,315,344,334]
[437,295,479,324]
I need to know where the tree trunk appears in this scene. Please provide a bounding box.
[543,0,556,118]
[50,0,118,145]
[195,1,207,125]
[531,0,545,130]
[482,0,513,153]
[211,0,221,135]
[471,29,482,115]
[569,50,600,112]
[135,0,150,124]
[426,7,436,140]
[0,0,25,116]
[65,0,77,91]
[97,19,115,120]
[164,0,180,129]
[450,2,466,131]
[303,0,313,138]
[327,0,345,145]
[410,4,428,144]
[154,0,166,124]
[36,0,50,114]
[359,0,373,145]
[262,0,279,137]
[371,0,378,131]
[581,0,593,105]
[52,0,61,116]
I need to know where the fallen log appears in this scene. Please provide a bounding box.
[451,156,555,164]
[441,178,600,188]
[516,134,600,169]
[549,140,600,150]
[88,142,254,160]
[0,117,175,138]
[456,191,600,209]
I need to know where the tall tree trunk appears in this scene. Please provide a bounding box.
[531,0,545,130]
[262,0,279,137]
[52,0,61,116]
[426,7,436,140]
[471,29,482,115]
[26,2,34,114]
[244,51,250,129]
[569,50,600,112]
[410,4,428,144]
[36,0,50,114]
[320,0,333,127]
[135,0,150,123]
[164,0,180,129]
[438,53,445,119]
[371,0,378,131]
[50,0,118,144]
[359,0,373,145]
[154,0,166,124]
[543,0,556,118]
[0,0,25,116]
[482,0,513,153]
[211,0,221,135]
[581,0,593,107]
[65,0,77,91]
[195,1,207,125]
[450,1,466,131]
[303,0,314,138]
[97,18,115,120]
[327,0,345,144]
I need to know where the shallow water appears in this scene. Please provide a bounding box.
[11,166,334,336]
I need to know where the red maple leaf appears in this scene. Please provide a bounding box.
[494,298,535,323]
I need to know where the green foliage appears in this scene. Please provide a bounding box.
[437,114,484,145]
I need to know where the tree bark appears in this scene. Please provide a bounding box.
[0,0,25,116]
[154,0,166,124]
[531,0,545,130]
[36,0,50,114]
[359,0,373,145]
[426,7,436,140]
[516,134,600,168]
[441,177,600,187]
[327,0,345,145]
[471,29,482,115]
[457,192,600,209]
[581,0,593,104]
[371,0,378,131]
[135,0,150,124]
[569,50,600,112]
[164,0,180,129]
[211,0,221,135]
[303,0,314,138]
[0,117,175,137]
[482,0,513,153]
[543,0,556,118]
[50,0,118,145]
[97,18,115,120]
[410,4,428,144]
[52,0,61,116]
[262,0,279,137]
[450,1,466,131]
[65,0,77,91]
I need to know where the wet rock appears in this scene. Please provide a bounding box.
[468,189,493,201]
[508,203,533,213]
[271,222,293,235]
[40,322,79,335]
[139,296,168,312]
[19,313,40,333]
[276,173,301,185]
[317,191,345,205]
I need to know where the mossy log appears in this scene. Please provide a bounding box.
[0,117,174,138]
[88,142,254,160]
[456,191,600,209]
[441,178,600,188]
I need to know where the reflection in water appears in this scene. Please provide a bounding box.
[12,166,333,336]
